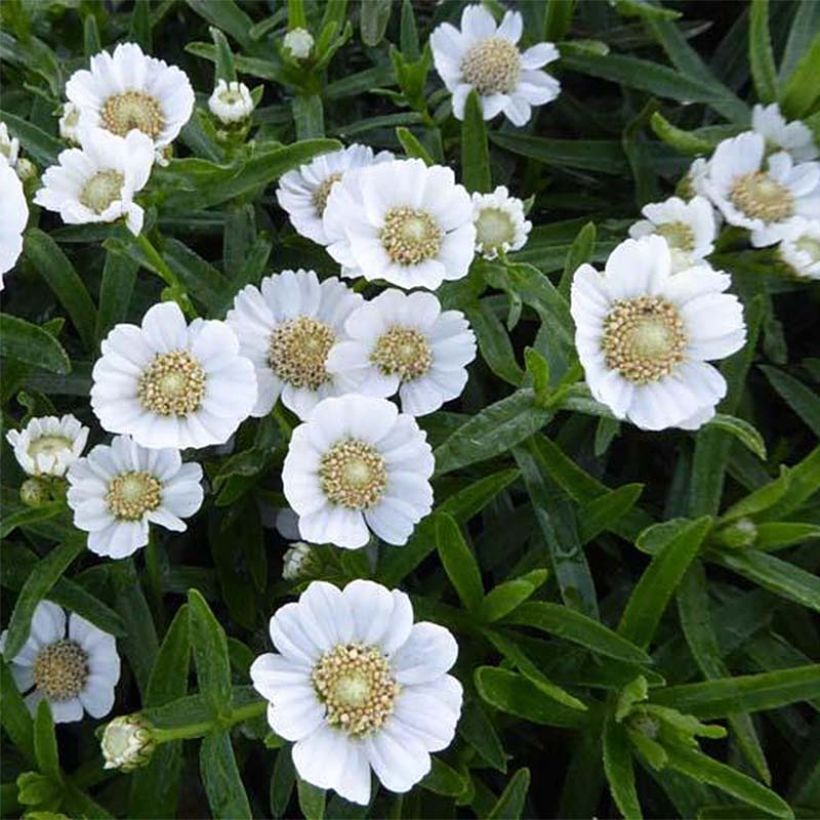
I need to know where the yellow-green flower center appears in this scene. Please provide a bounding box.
[269,316,335,391]
[100,90,164,139]
[312,643,400,736]
[106,470,162,520]
[656,221,695,252]
[602,296,687,384]
[381,207,442,266]
[371,326,432,382]
[729,171,794,222]
[79,170,125,214]
[461,36,521,95]
[475,207,516,252]
[29,435,73,459]
[319,439,388,510]
[137,351,206,416]
[33,640,88,701]
[312,172,343,216]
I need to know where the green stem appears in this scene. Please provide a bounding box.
[135,233,196,318]
[144,532,166,633]
[151,699,267,744]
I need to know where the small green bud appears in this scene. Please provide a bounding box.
[714,517,757,549]
[20,477,50,508]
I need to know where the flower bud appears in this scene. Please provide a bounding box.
[59,103,81,145]
[208,79,255,125]
[282,541,316,581]
[714,517,757,549]
[284,28,314,60]
[20,477,51,508]
[101,715,155,771]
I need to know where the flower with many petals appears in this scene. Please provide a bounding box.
[6,415,89,478]
[1,600,120,723]
[430,4,560,126]
[208,79,255,124]
[283,395,434,548]
[251,580,462,805]
[471,186,531,259]
[92,302,257,449]
[752,103,819,163]
[776,217,820,280]
[571,235,747,431]
[0,155,28,287]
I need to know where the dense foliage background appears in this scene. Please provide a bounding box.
[1,0,819,818]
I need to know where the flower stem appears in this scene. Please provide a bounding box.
[151,699,267,744]
[135,233,197,318]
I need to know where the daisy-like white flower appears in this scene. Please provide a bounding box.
[702,132,820,247]
[324,158,476,290]
[752,103,819,163]
[91,302,257,450]
[327,289,476,416]
[282,395,434,548]
[284,28,314,60]
[277,145,393,245]
[0,155,28,287]
[59,102,81,144]
[226,270,362,421]
[282,542,315,580]
[471,185,531,259]
[629,196,716,272]
[0,600,120,723]
[776,217,820,280]
[6,414,89,477]
[208,80,255,124]
[67,434,204,558]
[571,235,747,431]
[0,122,20,168]
[250,580,462,805]
[34,128,154,235]
[430,4,560,126]
[65,42,194,151]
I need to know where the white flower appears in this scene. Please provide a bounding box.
[226,269,362,421]
[277,144,393,245]
[208,79,255,124]
[33,128,154,236]
[0,122,20,168]
[282,542,314,580]
[250,580,462,805]
[752,103,818,163]
[430,4,560,126]
[776,217,820,279]
[471,185,531,259]
[702,132,820,247]
[284,28,314,60]
[6,414,89,477]
[101,714,155,770]
[91,301,258,450]
[629,196,716,272]
[0,155,28,287]
[65,42,194,151]
[67,434,204,559]
[59,102,81,144]
[327,289,477,416]
[324,158,476,290]
[570,235,747,431]
[282,395,434,549]
[0,600,120,723]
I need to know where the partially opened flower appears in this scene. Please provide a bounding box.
[226,270,362,421]
[92,301,258,449]
[327,289,476,416]
[752,103,819,163]
[571,235,746,431]
[702,132,820,247]
[208,79,255,124]
[777,217,820,280]
[430,4,560,126]
[629,196,716,272]
[323,158,475,290]
[471,186,531,259]
[0,155,28,287]
[65,42,194,151]
[6,414,89,477]
[277,144,393,245]
[1,600,120,723]
[250,580,462,805]
[34,128,154,235]
[282,395,434,548]
[67,434,204,558]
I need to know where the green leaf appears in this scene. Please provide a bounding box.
[578,484,644,545]
[185,0,255,50]
[706,415,767,460]
[487,768,530,819]
[749,0,779,103]
[435,513,484,613]
[0,502,65,539]
[293,95,325,140]
[210,25,236,82]
[34,701,60,781]
[360,0,391,46]
[490,132,628,174]
[145,604,191,707]
[480,570,549,623]
[188,589,233,713]
[779,0,820,82]
[618,517,712,650]
[466,301,524,387]
[395,127,434,165]
[757,445,820,521]
[754,522,820,551]
[462,90,491,193]
[24,229,97,352]
[437,468,520,524]
[780,31,820,118]
[200,731,252,819]
[297,778,326,820]
[421,758,469,798]
[0,314,71,374]
[603,713,643,820]
[458,700,507,772]
[270,750,296,818]
[0,657,35,766]
[760,365,820,437]
[0,110,63,166]
[559,222,596,298]
[96,250,138,343]
[649,112,717,155]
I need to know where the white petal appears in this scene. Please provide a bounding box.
[390,623,458,685]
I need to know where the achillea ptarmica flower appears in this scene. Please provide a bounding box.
[65,42,194,151]
[282,541,315,580]
[208,79,255,124]
[0,122,20,168]
[250,580,462,805]
[323,158,476,290]
[92,302,257,449]
[471,185,531,259]
[327,289,477,416]
[0,155,28,286]
[0,600,121,723]
[67,434,204,558]
[776,217,820,280]
[282,395,434,548]
[277,144,393,245]
[6,414,89,477]
[752,103,819,163]
[702,132,820,247]
[101,714,156,771]
[226,270,362,421]
[430,4,560,126]
[33,128,154,236]
[628,195,716,272]
[59,102,81,144]
[570,235,747,431]
[284,27,314,60]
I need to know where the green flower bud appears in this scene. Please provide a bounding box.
[20,478,51,508]
[101,715,156,772]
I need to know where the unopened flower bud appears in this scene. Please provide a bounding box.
[20,477,50,508]
[282,541,316,581]
[284,28,314,60]
[208,79,255,125]
[59,103,81,145]
[715,517,758,549]
[101,715,156,771]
